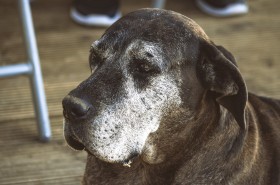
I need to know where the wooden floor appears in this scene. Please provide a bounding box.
[0,0,279,184]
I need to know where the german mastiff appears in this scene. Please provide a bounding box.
[62,9,280,185]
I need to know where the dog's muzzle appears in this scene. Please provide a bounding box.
[62,95,92,150]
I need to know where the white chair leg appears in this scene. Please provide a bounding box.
[18,0,51,142]
[152,0,166,9]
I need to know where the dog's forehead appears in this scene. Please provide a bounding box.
[90,9,208,64]
[117,9,207,40]
[167,11,209,40]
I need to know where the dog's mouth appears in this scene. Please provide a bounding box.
[64,132,85,151]
[121,152,139,167]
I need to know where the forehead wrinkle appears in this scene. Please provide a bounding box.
[90,40,108,60]
[126,40,169,71]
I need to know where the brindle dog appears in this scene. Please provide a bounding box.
[62,8,280,185]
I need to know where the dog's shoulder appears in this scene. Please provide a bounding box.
[248,93,280,132]
[248,92,280,144]
[248,92,280,141]
[248,92,280,119]
[248,93,280,184]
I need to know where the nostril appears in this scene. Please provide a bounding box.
[70,103,91,118]
[62,95,92,119]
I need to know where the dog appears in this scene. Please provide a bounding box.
[62,8,280,185]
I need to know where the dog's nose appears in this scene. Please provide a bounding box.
[62,95,92,120]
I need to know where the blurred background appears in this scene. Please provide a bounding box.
[0,0,279,184]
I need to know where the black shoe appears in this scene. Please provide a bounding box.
[70,0,121,27]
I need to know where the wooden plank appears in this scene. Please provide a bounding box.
[0,117,86,185]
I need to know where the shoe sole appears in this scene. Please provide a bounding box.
[196,0,248,17]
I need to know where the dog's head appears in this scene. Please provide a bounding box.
[62,9,247,165]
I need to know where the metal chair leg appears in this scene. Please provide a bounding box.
[18,0,51,142]
[152,0,166,9]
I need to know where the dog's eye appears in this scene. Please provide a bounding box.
[134,59,159,75]
[130,59,160,89]
[136,63,153,73]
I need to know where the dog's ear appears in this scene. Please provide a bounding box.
[197,41,248,129]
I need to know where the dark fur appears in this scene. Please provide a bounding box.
[63,9,280,184]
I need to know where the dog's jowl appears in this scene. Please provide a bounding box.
[62,8,280,185]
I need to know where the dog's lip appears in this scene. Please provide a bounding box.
[121,152,139,166]
[64,129,85,151]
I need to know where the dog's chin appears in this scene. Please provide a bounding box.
[85,147,139,167]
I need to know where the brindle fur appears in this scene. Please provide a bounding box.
[62,9,280,185]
